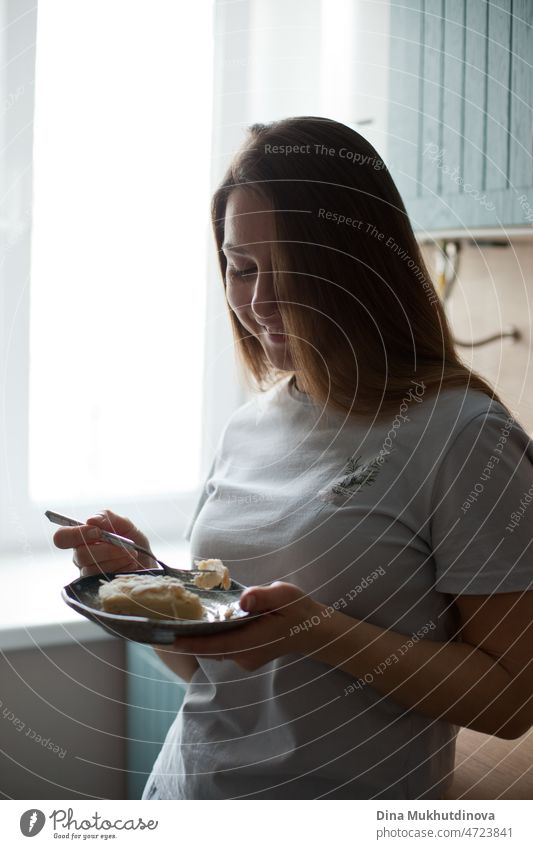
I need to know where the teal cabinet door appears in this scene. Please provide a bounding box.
[387,0,533,230]
[125,642,186,799]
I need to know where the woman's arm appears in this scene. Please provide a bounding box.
[171,583,533,740]
[308,590,533,741]
[152,646,199,682]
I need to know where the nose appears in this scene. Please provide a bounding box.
[250,271,280,323]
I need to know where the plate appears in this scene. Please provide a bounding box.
[62,569,256,644]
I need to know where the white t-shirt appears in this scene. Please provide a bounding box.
[143,376,533,800]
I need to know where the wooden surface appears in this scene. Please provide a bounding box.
[444,727,533,799]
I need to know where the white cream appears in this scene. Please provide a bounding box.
[193,558,231,591]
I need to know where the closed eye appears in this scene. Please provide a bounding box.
[227,266,257,279]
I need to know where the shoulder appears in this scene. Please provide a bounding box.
[426,390,533,596]
[407,384,518,451]
[416,384,511,428]
[423,386,533,504]
[391,384,529,505]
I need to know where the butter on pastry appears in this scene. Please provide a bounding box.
[193,558,231,591]
[98,573,204,620]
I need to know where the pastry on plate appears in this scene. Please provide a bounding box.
[98,573,204,620]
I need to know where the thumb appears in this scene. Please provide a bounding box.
[240,581,305,614]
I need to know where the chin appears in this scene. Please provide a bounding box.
[255,334,294,370]
[265,351,294,371]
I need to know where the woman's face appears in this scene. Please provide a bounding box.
[222,188,294,371]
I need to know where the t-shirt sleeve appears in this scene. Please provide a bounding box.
[182,455,217,542]
[430,410,533,595]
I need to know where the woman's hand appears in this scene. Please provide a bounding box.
[172,581,325,671]
[53,508,153,577]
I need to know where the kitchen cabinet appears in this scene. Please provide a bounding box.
[387,0,533,231]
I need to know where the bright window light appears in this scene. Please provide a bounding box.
[29,0,214,501]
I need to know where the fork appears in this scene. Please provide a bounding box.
[45,510,223,585]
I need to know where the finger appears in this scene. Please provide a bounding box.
[73,541,141,570]
[176,619,283,657]
[79,553,140,578]
[53,524,101,550]
[85,511,150,553]
[239,581,305,614]
[86,509,132,535]
[172,635,229,656]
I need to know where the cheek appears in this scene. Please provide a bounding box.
[226,281,251,312]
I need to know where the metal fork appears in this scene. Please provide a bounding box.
[45,510,222,585]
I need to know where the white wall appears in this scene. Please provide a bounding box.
[421,238,533,434]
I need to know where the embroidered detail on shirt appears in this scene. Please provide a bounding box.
[318,451,391,503]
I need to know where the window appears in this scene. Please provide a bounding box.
[0,0,389,554]
[1,0,217,551]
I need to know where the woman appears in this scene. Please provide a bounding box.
[55,117,533,800]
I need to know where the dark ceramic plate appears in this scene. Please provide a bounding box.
[62,569,255,644]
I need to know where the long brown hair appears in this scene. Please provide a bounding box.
[212,116,505,418]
